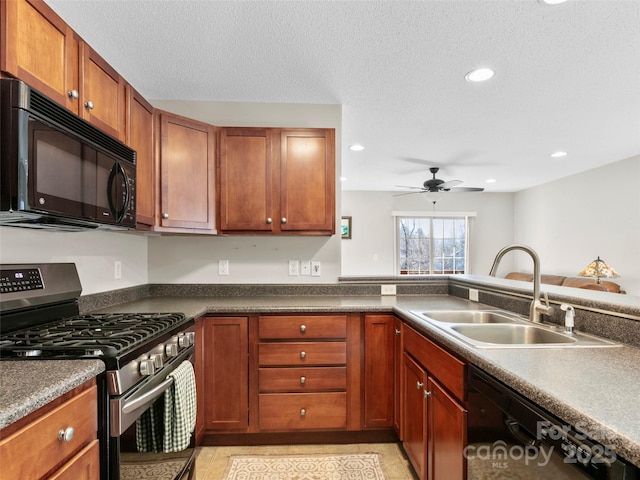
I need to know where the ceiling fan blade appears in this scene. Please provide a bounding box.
[439,179,463,189]
[449,187,485,192]
[395,185,426,190]
[393,190,426,197]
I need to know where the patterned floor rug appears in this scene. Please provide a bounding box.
[222,453,387,480]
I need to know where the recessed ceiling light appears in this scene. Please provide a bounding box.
[485,178,496,183]
[465,68,495,82]
[349,144,365,151]
[550,151,567,158]
[540,0,568,5]
[340,176,347,182]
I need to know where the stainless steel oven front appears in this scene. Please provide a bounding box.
[108,332,196,480]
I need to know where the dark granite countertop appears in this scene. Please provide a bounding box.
[0,360,105,430]
[101,293,640,467]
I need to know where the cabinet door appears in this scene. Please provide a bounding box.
[203,317,249,431]
[126,85,154,227]
[1,0,80,112]
[279,129,335,234]
[80,44,126,140]
[219,128,274,232]
[428,377,467,480]
[158,112,216,231]
[363,314,394,428]
[403,353,427,480]
[48,440,100,480]
[393,317,403,436]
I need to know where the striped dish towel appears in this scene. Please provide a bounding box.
[163,360,197,453]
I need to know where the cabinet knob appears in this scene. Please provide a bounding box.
[67,89,79,99]
[424,390,432,398]
[162,213,169,219]
[281,217,287,224]
[395,329,401,335]
[300,408,306,416]
[416,381,424,390]
[300,376,306,385]
[300,351,306,359]
[58,426,75,442]
[299,324,307,333]
[84,100,95,110]
[266,217,272,224]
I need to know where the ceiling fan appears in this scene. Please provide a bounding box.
[395,167,484,196]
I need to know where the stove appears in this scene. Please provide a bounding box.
[0,263,196,480]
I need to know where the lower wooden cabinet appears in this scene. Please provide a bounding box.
[402,324,467,480]
[0,381,98,480]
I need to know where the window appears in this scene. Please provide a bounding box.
[395,213,472,275]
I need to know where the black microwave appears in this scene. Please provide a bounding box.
[0,78,136,231]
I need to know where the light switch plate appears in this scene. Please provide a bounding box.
[301,261,311,276]
[311,261,321,276]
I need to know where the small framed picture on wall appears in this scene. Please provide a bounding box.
[341,216,352,239]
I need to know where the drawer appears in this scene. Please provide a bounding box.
[0,386,98,480]
[259,392,347,430]
[259,342,346,366]
[258,315,347,340]
[49,439,100,480]
[259,367,347,392]
[403,325,466,403]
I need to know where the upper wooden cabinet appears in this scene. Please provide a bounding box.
[218,127,335,235]
[126,85,155,228]
[1,0,127,141]
[156,111,216,233]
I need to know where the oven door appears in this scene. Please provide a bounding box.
[110,346,196,480]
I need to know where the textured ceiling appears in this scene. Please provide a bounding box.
[46,0,640,192]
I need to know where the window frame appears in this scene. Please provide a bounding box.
[392,210,476,275]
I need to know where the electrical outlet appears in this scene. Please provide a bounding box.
[289,260,300,276]
[469,288,479,302]
[381,284,396,295]
[114,261,122,279]
[219,260,229,276]
[301,261,311,276]
[311,261,321,277]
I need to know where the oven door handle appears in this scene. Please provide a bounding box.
[122,376,174,414]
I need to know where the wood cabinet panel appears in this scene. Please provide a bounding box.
[126,85,154,227]
[259,366,346,392]
[202,317,249,431]
[1,0,79,112]
[0,385,97,480]
[279,129,335,233]
[259,392,347,430]
[428,378,467,480]
[48,439,100,480]
[258,315,347,340]
[403,325,466,403]
[158,112,216,232]
[363,314,394,428]
[393,316,403,437]
[218,128,273,231]
[403,353,427,480]
[259,342,346,366]
[80,44,126,140]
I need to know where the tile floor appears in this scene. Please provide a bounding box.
[195,442,417,480]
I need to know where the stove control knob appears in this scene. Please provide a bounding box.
[139,359,156,376]
[178,334,189,348]
[165,343,178,357]
[150,354,164,369]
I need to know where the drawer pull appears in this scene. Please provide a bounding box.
[416,381,424,390]
[424,390,432,398]
[300,324,307,333]
[395,329,401,335]
[58,426,75,442]
[300,351,306,359]
[300,408,306,416]
[300,376,306,385]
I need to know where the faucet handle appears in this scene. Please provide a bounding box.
[535,291,555,317]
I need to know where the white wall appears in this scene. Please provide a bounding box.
[0,227,148,295]
[513,156,640,296]
[340,191,515,276]
[147,100,343,284]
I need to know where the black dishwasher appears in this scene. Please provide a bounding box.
[467,366,638,480]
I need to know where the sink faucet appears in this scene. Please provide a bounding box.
[489,244,554,323]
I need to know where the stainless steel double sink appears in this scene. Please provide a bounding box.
[409,310,620,348]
